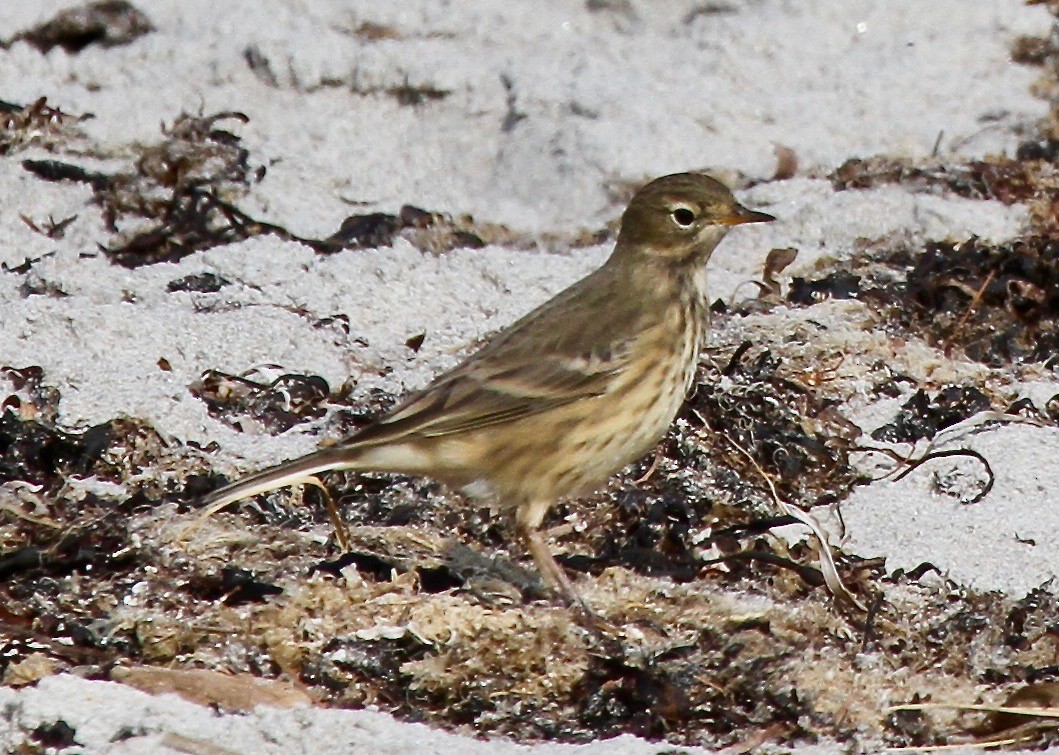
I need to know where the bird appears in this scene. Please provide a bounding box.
[197,172,774,614]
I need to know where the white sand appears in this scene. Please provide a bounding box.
[0,674,702,754]
[0,0,1055,751]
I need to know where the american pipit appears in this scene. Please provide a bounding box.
[199,173,773,610]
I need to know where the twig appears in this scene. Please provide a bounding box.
[884,737,1030,752]
[889,702,1059,718]
[891,448,994,503]
[944,269,995,357]
[632,449,663,484]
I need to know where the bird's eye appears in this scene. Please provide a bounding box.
[670,207,696,227]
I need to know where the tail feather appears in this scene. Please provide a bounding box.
[184,440,439,542]
[201,446,365,513]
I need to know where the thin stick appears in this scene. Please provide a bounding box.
[888,702,1059,718]
[884,736,1029,752]
[632,449,663,484]
[891,448,994,503]
[0,503,62,529]
[944,268,995,357]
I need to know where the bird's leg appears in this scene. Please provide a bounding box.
[517,522,626,654]
[520,523,583,606]
[517,517,615,634]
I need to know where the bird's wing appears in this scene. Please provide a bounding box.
[345,263,649,445]
[352,340,634,443]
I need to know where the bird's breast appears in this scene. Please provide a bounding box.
[447,276,706,509]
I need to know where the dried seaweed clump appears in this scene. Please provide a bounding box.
[0,98,90,156]
[1010,9,1059,105]
[0,399,143,683]
[249,565,839,744]
[831,146,1059,235]
[1,366,60,424]
[901,236,1059,366]
[684,347,862,510]
[831,153,1051,203]
[189,369,332,435]
[4,1,153,53]
[0,366,196,501]
[830,156,957,193]
[0,412,111,490]
[567,482,711,583]
[400,609,587,704]
[22,111,284,266]
[871,386,991,443]
[878,582,1059,749]
[324,204,492,255]
[321,201,581,256]
[21,110,541,265]
[256,576,589,718]
[0,366,111,489]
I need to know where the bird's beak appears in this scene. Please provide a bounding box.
[720,204,776,226]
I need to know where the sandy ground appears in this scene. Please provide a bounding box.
[1,0,1058,752]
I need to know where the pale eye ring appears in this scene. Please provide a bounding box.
[670,207,696,227]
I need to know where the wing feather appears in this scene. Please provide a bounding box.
[350,342,632,444]
[346,263,645,445]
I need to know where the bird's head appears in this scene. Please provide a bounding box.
[614,172,774,265]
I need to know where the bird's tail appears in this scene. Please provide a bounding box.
[200,445,366,513]
[180,435,439,542]
[178,445,375,542]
